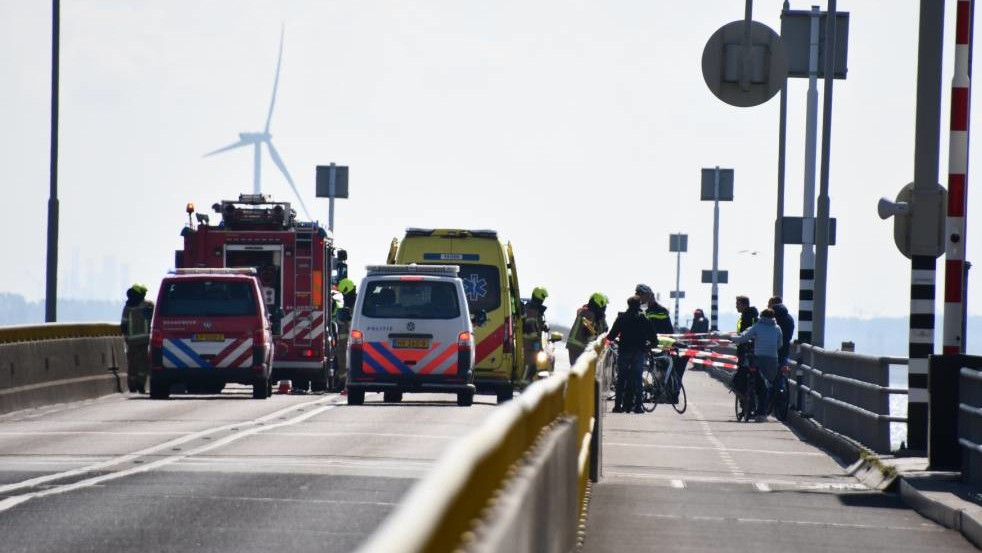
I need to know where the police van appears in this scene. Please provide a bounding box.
[388,228,525,403]
[345,265,476,406]
[148,268,274,400]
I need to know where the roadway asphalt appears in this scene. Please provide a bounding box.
[0,385,500,553]
[582,367,978,553]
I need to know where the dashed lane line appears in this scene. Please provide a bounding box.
[0,396,339,496]
[0,401,339,513]
[603,442,826,457]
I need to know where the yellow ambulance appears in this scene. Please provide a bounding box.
[388,229,525,403]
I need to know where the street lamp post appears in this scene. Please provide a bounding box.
[701,167,734,331]
[669,233,688,332]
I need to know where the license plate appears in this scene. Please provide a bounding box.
[393,337,429,349]
[192,333,225,342]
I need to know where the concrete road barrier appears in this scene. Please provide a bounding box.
[0,324,125,415]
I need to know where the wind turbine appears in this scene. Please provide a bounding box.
[204,27,311,219]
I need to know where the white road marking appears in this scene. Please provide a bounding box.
[604,470,868,491]
[636,512,944,533]
[156,493,398,507]
[754,482,771,492]
[603,442,826,457]
[0,431,194,436]
[670,479,686,489]
[0,396,339,496]
[0,401,340,513]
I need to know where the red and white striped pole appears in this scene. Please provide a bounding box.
[943,0,974,354]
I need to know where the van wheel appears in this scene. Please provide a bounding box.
[149,376,170,399]
[383,391,403,403]
[347,389,365,405]
[253,377,270,399]
[495,385,513,404]
[457,390,474,407]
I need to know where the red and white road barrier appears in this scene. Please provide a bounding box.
[677,348,739,362]
[944,0,974,355]
[689,357,738,370]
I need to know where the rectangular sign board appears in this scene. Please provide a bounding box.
[700,168,734,201]
[316,165,350,198]
[781,10,849,79]
[669,234,689,252]
[701,270,728,284]
[669,291,686,299]
[781,216,837,245]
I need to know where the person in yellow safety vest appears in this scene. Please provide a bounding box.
[566,292,609,366]
[333,278,357,391]
[522,286,549,381]
[120,283,154,394]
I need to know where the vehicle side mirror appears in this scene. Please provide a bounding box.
[271,308,285,336]
[549,331,563,343]
[471,310,488,327]
[336,307,352,323]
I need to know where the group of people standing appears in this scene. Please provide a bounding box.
[729,295,795,421]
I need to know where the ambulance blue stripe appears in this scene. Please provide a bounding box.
[369,342,415,375]
[162,347,188,369]
[170,339,211,368]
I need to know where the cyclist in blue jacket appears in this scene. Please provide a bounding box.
[731,308,783,421]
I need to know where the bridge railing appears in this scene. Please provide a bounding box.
[356,339,600,553]
[792,344,907,454]
[0,323,124,415]
[960,365,982,488]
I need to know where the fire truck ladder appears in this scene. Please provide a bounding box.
[291,230,315,347]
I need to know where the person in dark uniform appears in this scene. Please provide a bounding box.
[606,295,657,413]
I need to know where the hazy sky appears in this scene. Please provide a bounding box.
[3,0,982,334]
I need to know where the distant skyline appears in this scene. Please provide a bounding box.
[3,1,982,338]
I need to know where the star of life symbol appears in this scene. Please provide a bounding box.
[407,322,415,331]
[463,274,488,302]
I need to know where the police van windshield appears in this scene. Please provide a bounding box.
[159,280,258,317]
[362,281,460,320]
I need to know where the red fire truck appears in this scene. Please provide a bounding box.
[176,194,345,392]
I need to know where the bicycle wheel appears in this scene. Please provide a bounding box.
[743,381,757,422]
[772,379,790,421]
[603,348,618,400]
[672,380,687,414]
[734,395,742,420]
[641,368,658,412]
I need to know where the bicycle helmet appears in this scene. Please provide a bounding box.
[590,292,608,308]
[532,286,548,301]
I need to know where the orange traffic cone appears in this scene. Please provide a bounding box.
[276,380,292,394]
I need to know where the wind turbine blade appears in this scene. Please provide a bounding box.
[265,140,311,219]
[204,138,251,157]
[264,25,285,134]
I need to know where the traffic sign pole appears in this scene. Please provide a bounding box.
[712,168,720,331]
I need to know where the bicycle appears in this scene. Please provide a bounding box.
[767,364,791,421]
[732,365,759,422]
[640,348,687,414]
[600,342,618,401]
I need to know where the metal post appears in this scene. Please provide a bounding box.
[774,0,790,299]
[711,167,720,331]
[741,0,754,91]
[253,142,261,195]
[798,5,821,345]
[675,233,682,331]
[908,0,946,452]
[328,162,336,233]
[812,0,837,348]
[943,0,974,354]
[45,0,60,323]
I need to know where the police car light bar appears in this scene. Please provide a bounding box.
[366,264,459,277]
[170,268,258,276]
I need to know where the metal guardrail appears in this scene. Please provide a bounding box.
[791,344,907,454]
[0,323,121,344]
[357,341,599,553]
[959,366,982,488]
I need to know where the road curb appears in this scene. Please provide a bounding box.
[706,364,982,548]
[899,479,982,549]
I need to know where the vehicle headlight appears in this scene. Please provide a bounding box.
[535,350,550,369]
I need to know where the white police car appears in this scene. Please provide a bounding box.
[345,265,477,406]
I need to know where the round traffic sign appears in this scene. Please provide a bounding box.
[702,20,789,108]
